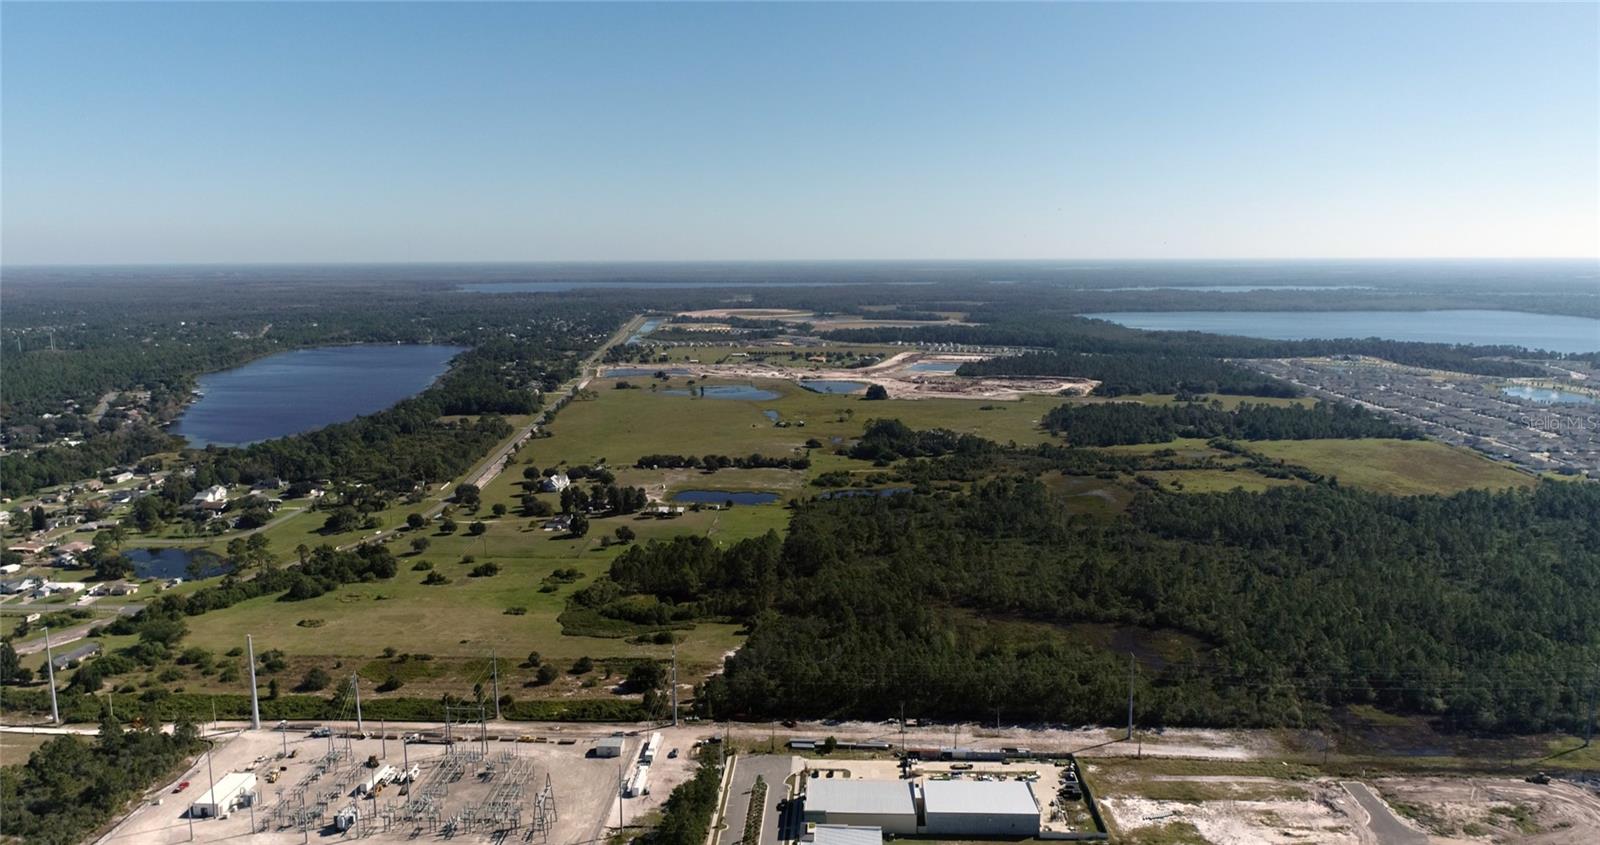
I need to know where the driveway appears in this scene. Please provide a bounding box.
[720,754,800,845]
[1341,781,1427,845]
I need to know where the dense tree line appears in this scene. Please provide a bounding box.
[1040,400,1418,445]
[582,472,1600,732]
[825,313,1546,379]
[957,352,1298,397]
[634,453,812,471]
[0,712,205,845]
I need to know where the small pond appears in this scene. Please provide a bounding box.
[663,385,780,400]
[799,379,869,394]
[908,361,963,374]
[1501,386,1600,405]
[672,490,781,505]
[125,548,232,580]
[762,410,780,422]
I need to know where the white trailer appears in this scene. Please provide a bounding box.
[356,765,397,796]
[624,765,651,798]
[640,731,663,764]
[190,772,257,818]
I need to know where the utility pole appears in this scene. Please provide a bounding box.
[491,651,501,721]
[1126,653,1136,741]
[671,641,679,728]
[246,635,261,730]
[41,627,59,725]
[205,748,218,819]
[352,674,364,734]
[381,718,387,759]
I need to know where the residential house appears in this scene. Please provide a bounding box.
[541,473,572,493]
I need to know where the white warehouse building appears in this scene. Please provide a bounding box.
[921,780,1041,837]
[190,771,257,818]
[803,780,917,835]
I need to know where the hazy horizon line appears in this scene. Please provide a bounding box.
[5,256,1597,271]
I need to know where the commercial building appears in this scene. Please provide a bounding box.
[921,780,1041,837]
[803,780,917,835]
[804,779,1041,839]
[190,772,257,818]
[809,825,883,845]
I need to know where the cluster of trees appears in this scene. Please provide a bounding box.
[560,483,650,515]
[583,466,1598,732]
[1,426,176,497]
[0,712,205,845]
[1041,400,1417,445]
[847,419,997,463]
[634,453,812,471]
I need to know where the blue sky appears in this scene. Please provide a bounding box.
[3,1,1595,264]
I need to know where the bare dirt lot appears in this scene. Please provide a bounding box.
[1374,777,1600,844]
[673,351,1096,400]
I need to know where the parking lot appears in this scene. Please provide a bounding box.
[96,724,704,845]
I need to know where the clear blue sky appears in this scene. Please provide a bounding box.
[3,1,1595,264]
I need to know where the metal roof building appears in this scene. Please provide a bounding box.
[803,779,917,834]
[921,780,1041,837]
[595,736,626,758]
[810,825,883,845]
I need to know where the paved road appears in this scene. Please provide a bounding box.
[11,606,141,656]
[719,754,799,845]
[1341,781,1427,845]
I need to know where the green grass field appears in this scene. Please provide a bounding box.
[1249,439,1535,496]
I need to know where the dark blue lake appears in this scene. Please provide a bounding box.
[173,345,464,447]
[125,548,231,580]
[1085,310,1600,354]
[800,380,869,394]
[908,361,962,373]
[663,385,780,400]
[673,490,781,505]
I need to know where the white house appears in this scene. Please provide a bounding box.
[191,485,229,505]
[108,471,136,484]
[43,580,89,594]
[541,473,571,493]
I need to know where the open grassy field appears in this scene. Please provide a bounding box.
[179,504,768,695]
[1249,438,1535,496]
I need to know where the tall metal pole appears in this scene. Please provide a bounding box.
[1126,652,1136,740]
[491,650,501,721]
[381,718,387,759]
[246,635,261,730]
[352,674,364,733]
[671,642,679,728]
[41,627,60,725]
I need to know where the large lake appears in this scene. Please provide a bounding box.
[1084,309,1600,354]
[173,345,464,447]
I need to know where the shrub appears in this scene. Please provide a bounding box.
[569,656,594,675]
[377,675,403,692]
[469,562,501,578]
[422,571,451,585]
[412,561,433,571]
[296,667,331,692]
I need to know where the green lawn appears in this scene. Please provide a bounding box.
[1249,439,1535,496]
